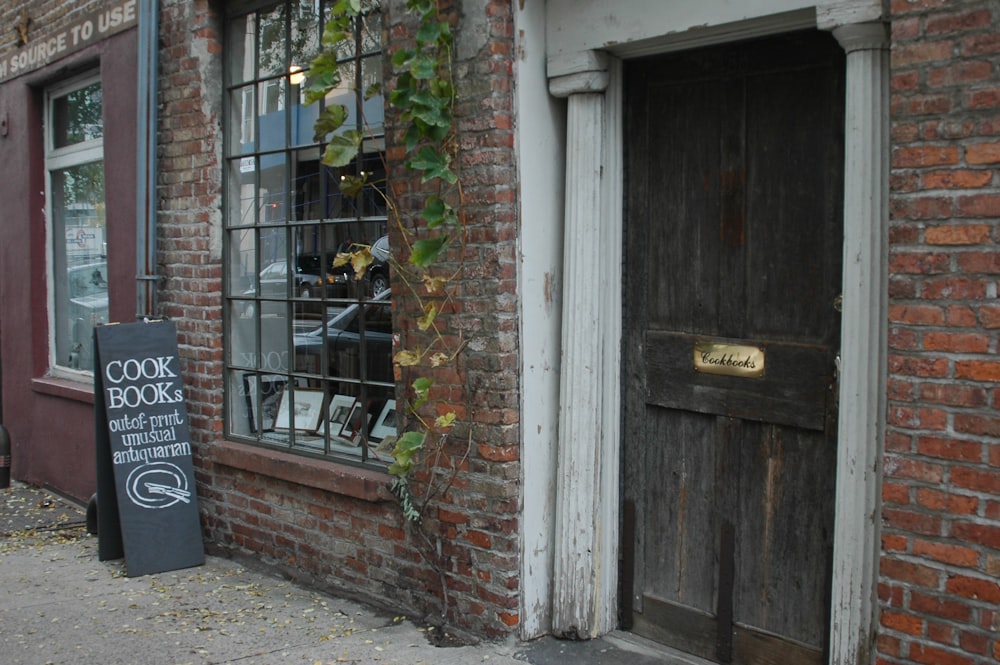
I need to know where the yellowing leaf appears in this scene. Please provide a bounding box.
[417,303,438,330]
[394,350,421,366]
[429,352,449,367]
[434,412,456,429]
[351,248,374,278]
[423,275,447,293]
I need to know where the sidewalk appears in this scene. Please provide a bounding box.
[0,482,695,665]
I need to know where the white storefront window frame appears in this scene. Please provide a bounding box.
[44,71,106,380]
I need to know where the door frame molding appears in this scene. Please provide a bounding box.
[544,5,888,663]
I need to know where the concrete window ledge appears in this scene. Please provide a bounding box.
[208,440,393,503]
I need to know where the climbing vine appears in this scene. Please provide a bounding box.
[306,0,465,525]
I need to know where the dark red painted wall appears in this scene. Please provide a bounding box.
[0,28,136,502]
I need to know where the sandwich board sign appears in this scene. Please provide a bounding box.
[94,320,204,576]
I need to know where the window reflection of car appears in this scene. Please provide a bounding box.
[368,235,391,296]
[261,256,335,298]
[67,261,109,369]
[293,289,393,383]
[241,255,338,317]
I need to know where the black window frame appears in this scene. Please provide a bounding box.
[222,0,394,467]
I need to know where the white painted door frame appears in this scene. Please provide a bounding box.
[539,3,888,662]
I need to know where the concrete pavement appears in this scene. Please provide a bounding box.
[1,482,699,665]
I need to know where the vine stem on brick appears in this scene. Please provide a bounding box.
[306,0,471,622]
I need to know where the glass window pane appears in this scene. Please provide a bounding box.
[289,0,322,70]
[260,316,291,371]
[324,59,355,125]
[258,3,287,78]
[358,148,387,218]
[228,229,256,296]
[258,80,288,152]
[227,13,256,85]
[291,147,322,221]
[227,157,257,227]
[289,80,314,148]
[258,152,288,223]
[229,304,258,369]
[360,11,382,56]
[360,54,384,135]
[52,160,107,371]
[224,1,389,462]
[51,82,103,149]
[228,85,256,154]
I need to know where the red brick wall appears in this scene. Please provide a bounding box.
[377,0,522,634]
[156,0,520,638]
[884,1,1000,663]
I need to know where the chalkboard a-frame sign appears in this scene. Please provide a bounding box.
[94,320,204,577]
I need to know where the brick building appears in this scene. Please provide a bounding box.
[0,0,997,663]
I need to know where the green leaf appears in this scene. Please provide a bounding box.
[410,236,449,267]
[391,48,415,67]
[321,28,351,48]
[338,174,366,197]
[421,197,458,229]
[402,124,421,153]
[434,412,456,429]
[410,53,438,80]
[429,77,454,100]
[321,130,362,167]
[416,21,450,46]
[421,196,446,225]
[304,53,342,105]
[313,105,349,141]
[426,122,451,144]
[407,146,456,184]
[406,0,436,20]
[388,431,426,476]
[363,82,382,101]
[411,104,447,130]
[396,431,426,454]
[412,377,432,409]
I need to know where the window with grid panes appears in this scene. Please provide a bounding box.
[224,0,394,464]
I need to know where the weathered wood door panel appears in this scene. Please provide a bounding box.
[622,32,844,665]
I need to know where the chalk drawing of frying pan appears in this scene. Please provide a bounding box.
[125,462,191,509]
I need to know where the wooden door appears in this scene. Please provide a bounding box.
[621,32,845,665]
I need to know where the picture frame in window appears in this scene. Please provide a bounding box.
[244,373,297,433]
[328,394,356,434]
[273,388,325,432]
[339,400,370,444]
[370,399,397,442]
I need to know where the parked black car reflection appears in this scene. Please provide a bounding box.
[368,235,390,296]
[293,289,393,383]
